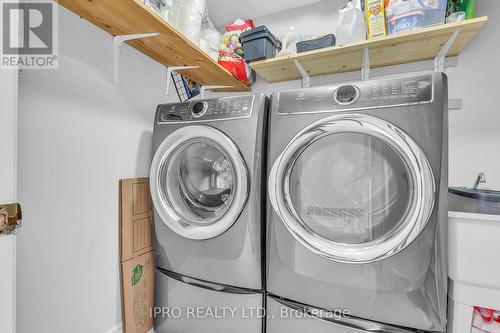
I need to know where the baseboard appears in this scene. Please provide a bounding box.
[104,323,155,333]
[104,323,122,333]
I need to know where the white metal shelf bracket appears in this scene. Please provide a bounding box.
[113,32,159,82]
[199,85,233,99]
[361,46,370,81]
[434,30,460,73]
[293,59,310,89]
[166,65,200,96]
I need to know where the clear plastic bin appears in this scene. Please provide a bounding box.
[385,0,447,35]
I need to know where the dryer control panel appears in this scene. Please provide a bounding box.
[156,95,255,123]
[276,74,435,115]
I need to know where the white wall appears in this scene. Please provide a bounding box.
[0,71,17,203]
[208,0,323,27]
[0,67,18,333]
[16,6,176,333]
[446,3,500,189]
[248,0,500,189]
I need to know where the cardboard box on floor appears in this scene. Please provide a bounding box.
[119,178,155,333]
[121,251,155,333]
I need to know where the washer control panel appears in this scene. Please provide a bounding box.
[276,74,435,115]
[157,95,255,123]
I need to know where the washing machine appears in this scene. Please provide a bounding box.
[150,94,267,333]
[266,72,448,332]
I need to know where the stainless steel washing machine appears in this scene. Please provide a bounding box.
[266,72,448,332]
[150,94,267,333]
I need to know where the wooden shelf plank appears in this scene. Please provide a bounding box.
[58,0,250,92]
[250,17,488,83]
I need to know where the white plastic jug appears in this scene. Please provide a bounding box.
[336,1,367,46]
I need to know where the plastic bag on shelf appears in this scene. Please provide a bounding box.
[472,306,500,333]
[168,0,206,45]
[159,0,176,23]
[199,3,222,60]
[277,27,299,57]
[219,19,254,84]
[182,0,205,12]
[202,29,222,50]
[144,0,165,15]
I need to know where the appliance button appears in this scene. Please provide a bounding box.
[334,85,360,105]
[191,102,208,117]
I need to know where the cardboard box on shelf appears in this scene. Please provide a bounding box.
[366,0,387,38]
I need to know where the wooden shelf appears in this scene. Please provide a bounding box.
[59,0,250,92]
[250,17,488,83]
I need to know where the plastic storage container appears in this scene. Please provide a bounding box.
[296,34,336,53]
[385,0,447,35]
[239,26,281,63]
[448,187,500,333]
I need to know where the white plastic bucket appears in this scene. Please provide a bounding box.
[449,211,500,309]
[448,211,500,333]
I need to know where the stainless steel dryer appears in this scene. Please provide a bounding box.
[150,94,267,333]
[266,72,448,332]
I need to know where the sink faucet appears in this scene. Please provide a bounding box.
[473,172,486,190]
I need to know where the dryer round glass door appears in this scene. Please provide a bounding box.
[268,114,435,263]
[150,125,249,240]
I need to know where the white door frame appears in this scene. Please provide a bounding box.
[0,68,18,333]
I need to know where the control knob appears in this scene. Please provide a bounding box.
[334,85,360,105]
[191,102,208,117]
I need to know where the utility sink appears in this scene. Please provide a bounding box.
[449,177,500,216]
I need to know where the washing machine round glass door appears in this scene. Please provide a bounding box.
[150,125,249,240]
[269,114,435,263]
